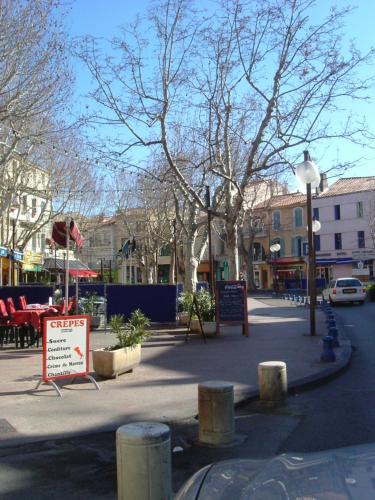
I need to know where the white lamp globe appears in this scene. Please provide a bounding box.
[295,160,320,185]
[270,243,281,253]
[312,219,321,233]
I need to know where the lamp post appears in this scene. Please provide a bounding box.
[205,186,214,296]
[269,243,281,292]
[295,151,321,336]
[9,197,19,286]
[173,218,178,284]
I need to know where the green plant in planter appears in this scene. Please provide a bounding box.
[81,292,99,316]
[109,309,150,350]
[178,291,194,313]
[196,288,216,322]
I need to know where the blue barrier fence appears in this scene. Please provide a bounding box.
[284,278,326,290]
[0,283,178,323]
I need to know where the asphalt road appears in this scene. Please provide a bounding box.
[277,300,375,454]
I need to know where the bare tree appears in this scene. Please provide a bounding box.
[78,0,374,285]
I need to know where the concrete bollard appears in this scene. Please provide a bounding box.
[258,361,288,403]
[198,381,234,446]
[116,421,172,500]
[320,336,336,363]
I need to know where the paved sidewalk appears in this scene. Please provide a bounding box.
[0,297,351,448]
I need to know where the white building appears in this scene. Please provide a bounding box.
[313,177,375,281]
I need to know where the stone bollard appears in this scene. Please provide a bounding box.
[329,326,340,347]
[320,336,336,363]
[116,422,172,500]
[198,381,234,446]
[258,361,288,403]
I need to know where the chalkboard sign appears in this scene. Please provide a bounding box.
[216,281,248,336]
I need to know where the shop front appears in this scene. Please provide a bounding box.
[269,258,306,291]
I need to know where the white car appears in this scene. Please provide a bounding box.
[322,277,366,305]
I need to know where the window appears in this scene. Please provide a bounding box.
[31,198,37,217]
[32,234,37,251]
[40,201,46,213]
[334,205,341,220]
[314,234,321,252]
[334,233,342,250]
[41,233,46,252]
[291,236,303,257]
[313,207,320,220]
[160,244,171,256]
[272,211,281,229]
[22,195,27,214]
[358,231,365,248]
[294,208,303,228]
[253,243,264,261]
[356,201,363,218]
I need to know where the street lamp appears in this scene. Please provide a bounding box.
[295,150,321,336]
[9,196,20,286]
[270,243,281,292]
[205,186,214,296]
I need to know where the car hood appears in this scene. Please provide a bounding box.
[175,442,375,499]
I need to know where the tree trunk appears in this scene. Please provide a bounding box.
[226,219,239,280]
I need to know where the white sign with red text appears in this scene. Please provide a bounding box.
[43,315,90,381]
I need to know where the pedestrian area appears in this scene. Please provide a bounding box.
[0,297,345,447]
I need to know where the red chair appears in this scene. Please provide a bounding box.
[0,299,19,348]
[19,295,27,310]
[6,297,31,348]
[6,297,17,316]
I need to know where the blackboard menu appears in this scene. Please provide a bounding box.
[216,281,247,322]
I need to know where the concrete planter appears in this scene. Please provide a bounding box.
[190,320,217,335]
[92,344,141,379]
[179,311,190,326]
[202,321,217,336]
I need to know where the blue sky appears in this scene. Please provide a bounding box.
[66,0,375,185]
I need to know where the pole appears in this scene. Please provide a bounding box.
[305,150,316,336]
[65,218,69,316]
[205,186,214,296]
[54,246,57,286]
[173,219,178,284]
[109,258,112,283]
[11,218,15,286]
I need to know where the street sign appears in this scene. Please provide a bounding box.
[216,280,248,336]
[43,315,90,381]
[352,250,375,261]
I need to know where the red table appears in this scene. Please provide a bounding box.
[13,307,58,347]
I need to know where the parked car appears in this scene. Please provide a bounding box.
[322,277,366,305]
[175,442,375,499]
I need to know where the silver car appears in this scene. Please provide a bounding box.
[322,277,366,305]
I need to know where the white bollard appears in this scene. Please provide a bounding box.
[116,421,172,500]
[258,361,288,403]
[198,381,234,446]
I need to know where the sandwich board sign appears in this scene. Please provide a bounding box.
[216,280,249,336]
[37,315,99,397]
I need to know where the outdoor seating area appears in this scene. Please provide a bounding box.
[0,294,77,349]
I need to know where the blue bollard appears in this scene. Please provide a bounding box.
[321,336,336,362]
[329,326,340,347]
[326,319,336,329]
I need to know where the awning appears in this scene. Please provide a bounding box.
[43,257,96,276]
[316,257,355,266]
[69,269,98,278]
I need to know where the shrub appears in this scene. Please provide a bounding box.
[195,288,216,322]
[109,310,150,350]
[366,284,375,302]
